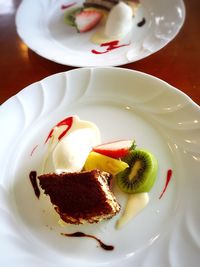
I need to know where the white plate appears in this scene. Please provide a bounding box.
[0,68,199,267]
[15,0,185,67]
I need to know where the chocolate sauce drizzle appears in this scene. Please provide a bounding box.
[137,17,146,27]
[61,232,114,251]
[29,171,40,198]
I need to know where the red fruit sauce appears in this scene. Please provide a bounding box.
[91,40,130,54]
[45,116,73,144]
[30,145,38,156]
[159,169,173,199]
[61,2,76,10]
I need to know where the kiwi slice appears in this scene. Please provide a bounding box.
[116,149,158,194]
[64,7,83,26]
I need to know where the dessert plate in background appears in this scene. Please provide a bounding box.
[15,0,185,66]
[0,68,199,267]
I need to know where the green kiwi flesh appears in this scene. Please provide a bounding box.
[64,8,83,26]
[116,149,158,194]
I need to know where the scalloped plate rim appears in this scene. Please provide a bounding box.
[0,67,199,267]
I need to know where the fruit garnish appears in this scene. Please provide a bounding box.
[93,140,135,159]
[84,151,128,175]
[64,7,83,26]
[129,140,136,151]
[116,149,158,193]
[75,9,103,32]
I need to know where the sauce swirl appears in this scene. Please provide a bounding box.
[61,2,76,10]
[45,116,73,143]
[61,232,114,251]
[137,18,146,27]
[159,169,172,199]
[29,171,40,198]
[91,40,130,54]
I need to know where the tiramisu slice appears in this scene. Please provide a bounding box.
[84,0,140,13]
[38,169,120,224]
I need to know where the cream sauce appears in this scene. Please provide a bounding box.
[91,28,115,45]
[116,192,149,229]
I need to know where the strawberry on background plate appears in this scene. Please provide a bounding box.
[75,9,103,32]
[93,140,136,159]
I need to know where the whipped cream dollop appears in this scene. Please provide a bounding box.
[41,116,101,174]
[91,2,133,44]
[53,128,100,174]
[105,2,133,39]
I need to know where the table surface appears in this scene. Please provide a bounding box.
[0,0,199,105]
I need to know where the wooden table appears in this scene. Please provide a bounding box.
[0,0,199,105]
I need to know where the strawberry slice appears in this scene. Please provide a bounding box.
[75,9,103,33]
[93,140,135,159]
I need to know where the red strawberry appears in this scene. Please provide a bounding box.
[75,9,103,33]
[93,140,135,159]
